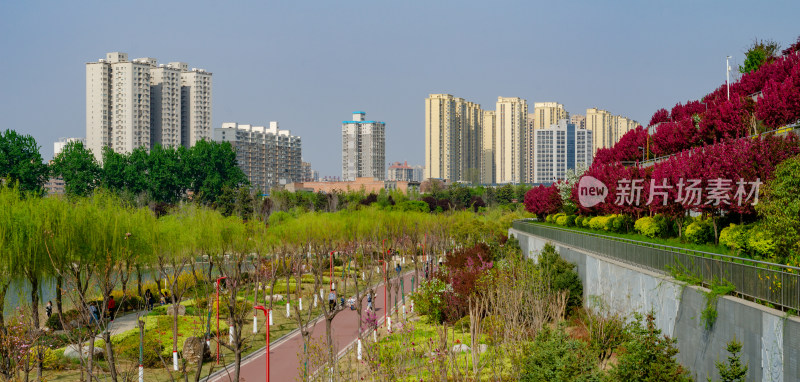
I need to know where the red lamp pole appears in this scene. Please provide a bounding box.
[254,306,270,382]
[216,276,227,364]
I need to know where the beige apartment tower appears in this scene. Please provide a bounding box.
[86,52,212,160]
[586,107,639,154]
[495,97,528,184]
[481,111,496,184]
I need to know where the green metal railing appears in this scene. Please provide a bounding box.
[512,220,800,313]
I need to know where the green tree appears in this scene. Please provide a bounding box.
[520,324,600,382]
[50,140,101,197]
[537,244,583,311]
[101,147,149,198]
[710,338,748,382]
[185,139,248,204]
[0,130,48,194]
[496,184,515,205]
[448,183,472,209]
[755,155,800,263]
[146,144,188,203]
[739,39,780,74]
[608,312,693,382]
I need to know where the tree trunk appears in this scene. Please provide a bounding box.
[29,274,40,329]
[104,328,119,382]
[0,281,8,330]
[136,266,143,299]
[56,275,64,318]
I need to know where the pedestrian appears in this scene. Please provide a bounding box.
[89,303,100,325]
[395,263,402,276]
[328,289,336,311]
[144,289,153,310]
[367,291,373,311]
[45,301,53,319]
[107,295,116,320]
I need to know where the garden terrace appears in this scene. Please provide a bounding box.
[513,220,800,313]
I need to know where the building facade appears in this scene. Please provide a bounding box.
[534,119,593,183]
[54,137,86,157]
[481,110,496,184]
[214,122,301,192]
[387,161,415,182]
[425,94,484,183]
[86,52,212,160]
[570,114,586,129]
[342,112,386,181]
[586,107,639,154]
[495,97,528,184]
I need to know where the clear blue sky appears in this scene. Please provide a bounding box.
[1,1,798,177]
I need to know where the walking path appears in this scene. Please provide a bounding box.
[209,271,417,382]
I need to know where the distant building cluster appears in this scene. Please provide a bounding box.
[86,52,212,161]
[425,94,638,184]
[387,161,424,182]
[214,122,302,192]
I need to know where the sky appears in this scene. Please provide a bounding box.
[1,1,799,177]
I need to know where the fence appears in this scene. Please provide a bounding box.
[512,220,800,313]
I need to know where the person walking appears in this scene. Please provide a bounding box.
[395,263,402,277]
[45,301,53,319]
[89,303,100,325]
[328,289,336,312]
[107,295,116,320]
[367,291,373,311]
[144,289,153,310]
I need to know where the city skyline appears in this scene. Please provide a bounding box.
[2,1,799,177]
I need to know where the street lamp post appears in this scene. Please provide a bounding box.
[254,306,271,382]
[726,55,732,100]
[329,251,334,291]
[215,276,227,364]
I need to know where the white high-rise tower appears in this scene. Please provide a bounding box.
[342,112,385,181]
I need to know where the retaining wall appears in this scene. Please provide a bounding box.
[510,228,800,382]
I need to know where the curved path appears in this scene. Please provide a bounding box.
[210,271,417,382]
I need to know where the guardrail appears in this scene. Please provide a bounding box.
[512,220,800,313]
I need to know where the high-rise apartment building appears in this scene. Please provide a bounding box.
[495,97,528,184]
[481,111,496,184]
[301,161,316,182]
[570,114,586,129]
[534,119,593,183]
[585,108,638,154]
[86,52,212,160]
[149,61,182,148]
[424,94,484,183]
[533,102,569,130]
[179,64,213,148]
[342,112,385,181]
[412,165,425,182]
[214,122,302,192]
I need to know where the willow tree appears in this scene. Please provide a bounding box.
[215,215,254,382]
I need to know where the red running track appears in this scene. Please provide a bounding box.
[210,271,417,382]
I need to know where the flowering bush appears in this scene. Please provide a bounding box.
[524,184,562,219]
[684,219,713,244]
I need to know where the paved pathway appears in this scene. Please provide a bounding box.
[210,271,417,382]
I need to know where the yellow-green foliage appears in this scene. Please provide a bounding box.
[634,216,664,238]
[746,229,777,259]
[685,220,712,244]
[720,224,749,252]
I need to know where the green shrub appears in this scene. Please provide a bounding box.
[602,215,616,231]
[746,228,777,260]
[555,215,568,226]
[565,215,576,227]
[268,211,293,225]
[589,216,604,231]
[410,278,446,323]
[612,215,633,233]
[634,216,666,238]
[520,324,599,381]
[685,220,713,244]
[575,216,585,227]
[607,313,692,381]
[397,200,429,213]
[720,224,749,252]
[582,216,592,228]
[538,244,583,312]
[118,335,164,368]
[46,309,82,330]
